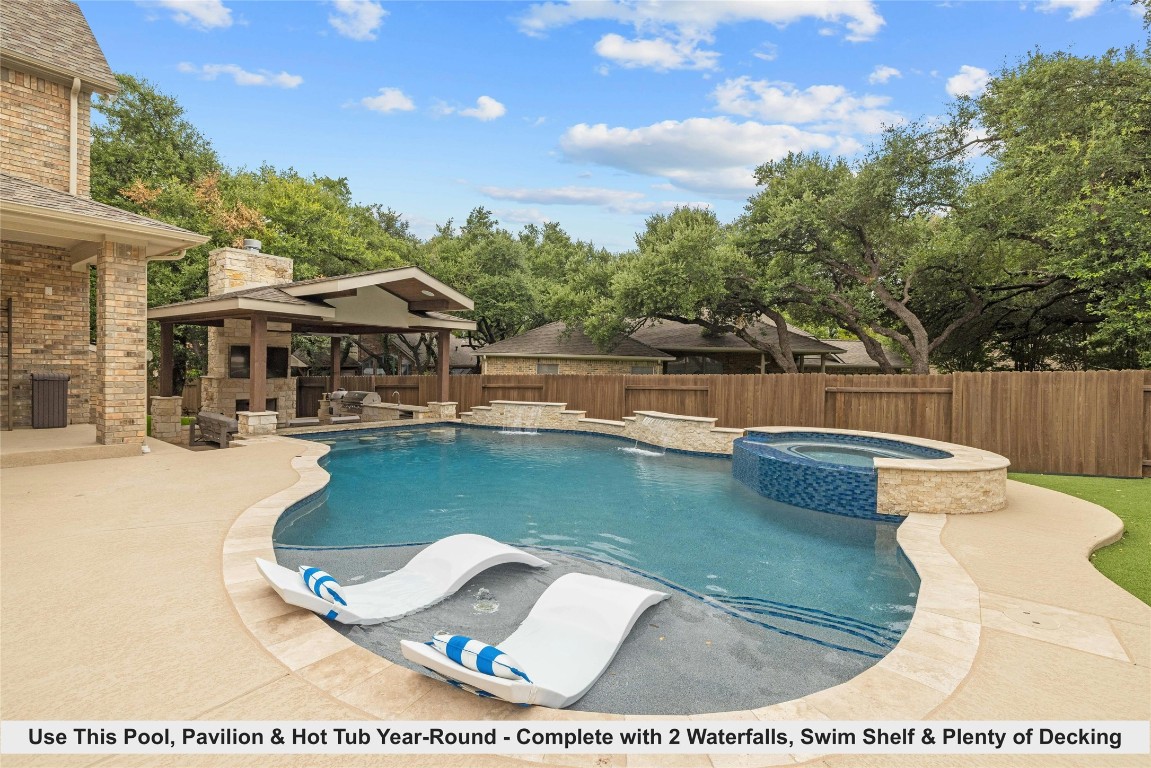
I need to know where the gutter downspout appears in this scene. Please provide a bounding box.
[69,77,81,195]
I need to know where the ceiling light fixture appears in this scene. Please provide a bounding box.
[420,290,435,297]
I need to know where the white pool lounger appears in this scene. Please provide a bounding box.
[255,534,550,625]
[401,572,669,708]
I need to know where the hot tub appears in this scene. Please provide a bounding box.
[734,428,1009,518]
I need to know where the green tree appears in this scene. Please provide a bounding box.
[971,48,1151,367]
[419,208,547,345]
[91,74,220,209]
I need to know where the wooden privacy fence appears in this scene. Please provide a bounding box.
[296,370,1151,478]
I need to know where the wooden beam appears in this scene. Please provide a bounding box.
[249,314,267,411]
[825,387,953,394]
[624,385,709,392]
[159,323,174,397]
[437,329,451,402]
[330,335,342,393]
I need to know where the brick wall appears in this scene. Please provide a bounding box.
[0,240,90,428]
[482,356,661,375]
[93,242,147,444]
[0,66,92,196]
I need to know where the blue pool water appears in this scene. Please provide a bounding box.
[276,427,919,655]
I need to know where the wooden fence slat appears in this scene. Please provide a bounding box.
[295,370,1146,476]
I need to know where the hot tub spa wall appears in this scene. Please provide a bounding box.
[876,466,1008,515]
[734,430,1009,518]
[733,438,886,520]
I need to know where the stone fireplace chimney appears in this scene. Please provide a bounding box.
[200,246,297,422]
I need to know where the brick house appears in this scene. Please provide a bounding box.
[477,319,904,375]
[0,0,208,444]
[477,322,674,375]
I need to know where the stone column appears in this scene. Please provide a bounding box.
[95,242,147,445]
[237,410,278,436]
[427,401,457,419]
[149,395,182,442]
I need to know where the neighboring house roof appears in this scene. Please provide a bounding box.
[0,173,209,259]
[0,0,118,92]
[149,265,477,335]
[630,318,845,356]
[478,322,675,361]
[818,339,907,369]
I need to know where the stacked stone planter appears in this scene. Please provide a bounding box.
[460,401,744,454]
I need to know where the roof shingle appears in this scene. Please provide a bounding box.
[1,173,205,238]
[478,322,674,360]
[0,0,116,91]
[631,319,845,355]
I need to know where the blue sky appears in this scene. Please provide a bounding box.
[78,0,1143,252]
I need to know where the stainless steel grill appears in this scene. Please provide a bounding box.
[336,390,382,414]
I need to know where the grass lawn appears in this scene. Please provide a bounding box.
[1011,473,1151,605]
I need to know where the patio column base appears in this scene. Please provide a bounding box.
[427,401,457,419]
[149,396,183,441]
[237,410,278,436]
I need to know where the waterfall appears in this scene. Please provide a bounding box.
[499,404,543,435]
[619,415,672,456]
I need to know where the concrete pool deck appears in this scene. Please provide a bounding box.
[1,430,1148,767]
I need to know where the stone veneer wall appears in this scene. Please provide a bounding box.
[461,401,743,454]
[877,467,1008,515]
[93,241,148,444]
[201,248,296,422]
[0,66,92,197]
[482,357,661,375]
[0,240,90,428]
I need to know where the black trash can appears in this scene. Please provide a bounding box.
[30,371,69,428]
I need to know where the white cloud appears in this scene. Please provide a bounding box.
[594,33,718,71]
[518,1,885,42]
[518,1,884,72]
[868,65,901,84]
[559,117,860,195]
[483,185,710,215]
[360,87,415,113]
[752,43,779,62]
[328,0,387,41]
[712,77,901,133]
[458,96,507,121]
[945,65,990,97]
[493,208,555,226]
[1034,0,1104,20]
[145,0,232,30]
[177,62,302,88]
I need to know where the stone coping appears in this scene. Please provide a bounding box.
[222,431,1005,765]
[746,426,1011,473]
[633,410,719,424]
[489,400,568,407]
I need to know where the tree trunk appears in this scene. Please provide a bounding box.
[732,311,798,373]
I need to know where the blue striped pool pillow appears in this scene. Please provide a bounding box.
[431,632,531,682]
[298,566,348,606]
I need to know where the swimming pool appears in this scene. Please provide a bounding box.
[276,427,918,660]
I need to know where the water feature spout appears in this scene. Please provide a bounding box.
[500,404,543,435]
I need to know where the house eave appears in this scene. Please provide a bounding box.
[0,49,118,93]
[478,352,674,363]
[1,201,208,260]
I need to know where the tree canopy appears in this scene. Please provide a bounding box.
[92,51,1150,381]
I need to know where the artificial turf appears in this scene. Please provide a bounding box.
[1010,473,1151,605]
